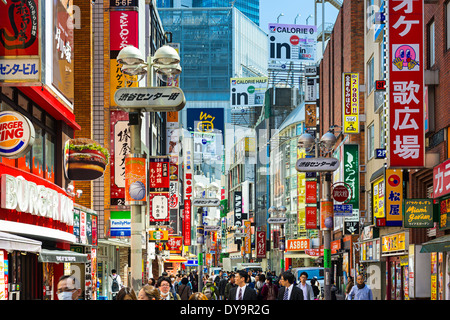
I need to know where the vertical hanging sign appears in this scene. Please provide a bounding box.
[342,73,360,134]
[385,169,403,226]
[388,0,425,167]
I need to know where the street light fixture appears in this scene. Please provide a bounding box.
[297,129,339,300]
[115,44,183,293]
[193,181,220,291]
[306,14,313,25]
[294,13,301,24]
[277,13,284,23]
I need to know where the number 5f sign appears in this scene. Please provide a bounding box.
[342,73,359,134]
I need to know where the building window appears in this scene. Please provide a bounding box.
[366,0,375,32]
[429,20,435,67]
[368,122,375,159]
[367,56,375,94]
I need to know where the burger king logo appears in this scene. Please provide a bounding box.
[0,111,35,159]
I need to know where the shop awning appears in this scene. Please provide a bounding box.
[165,255,187,263]
[38,249,88,263]
[0,232,42,253]
[284,252,318,259]
[420,235,450,253]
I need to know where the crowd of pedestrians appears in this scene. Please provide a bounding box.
[105,268,371,301]
[56,269,372,300]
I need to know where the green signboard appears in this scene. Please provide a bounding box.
[344,144,359,209]
[404,199,434,228]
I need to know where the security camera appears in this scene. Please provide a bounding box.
[76,189,83,198]
[297,133,315,151]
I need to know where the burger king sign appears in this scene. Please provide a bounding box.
[0,111,35,159]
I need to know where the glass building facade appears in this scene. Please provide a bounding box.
[157,0,260,25]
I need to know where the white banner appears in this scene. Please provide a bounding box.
[230,77,267,111]
[268,23,317,62]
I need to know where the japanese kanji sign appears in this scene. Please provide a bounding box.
[110,110,129,205]
[342,73,360,134]
[296,157,340,172]
[433,158,450,198]
[114,87,186,112]
[388,0,425,167]
[148,156,170,192]
[149,192,169,224]
[385,169,403,226]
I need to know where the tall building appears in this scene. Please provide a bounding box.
[157,0,260,25]
[158,6,267,181]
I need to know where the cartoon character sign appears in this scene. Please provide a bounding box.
[392,44,420,71]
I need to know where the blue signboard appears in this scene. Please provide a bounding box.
[334,204,353,216]
[186,107,224,135]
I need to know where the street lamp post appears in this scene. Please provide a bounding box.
[297,129,339,300]
[116,44,182,293]
[194,182,219,292]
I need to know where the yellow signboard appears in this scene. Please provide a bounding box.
[373,176,385,219]
[385,169,403,225]
[382,232,406,253]
[110,59,138,107]
[342,73,359,134]
[149,229,169,241]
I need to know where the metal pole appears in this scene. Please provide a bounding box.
[197,207,204,292]
[130,111,142,293]
[322,172,332,300]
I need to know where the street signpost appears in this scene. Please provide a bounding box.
[267,217,288,224]
[192,198,220,207]
[114,86,186,112]
[295,157,340,172]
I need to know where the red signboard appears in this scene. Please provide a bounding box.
[109,10,139,52]
[0,0,39,56]
[167,235,183,251]
[256,231,266,258]
[149,157,170,192]
[183,200,191,246]
[305,180,317,204]
[305,206,317,229]
[388,0,424,167]
[433,159,450,199]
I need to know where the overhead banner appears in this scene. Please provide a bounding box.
[342,73,359,134]
[388,0,425,167]
[124,155,146,205]
[230,77,267,112]
[268,23,317,62]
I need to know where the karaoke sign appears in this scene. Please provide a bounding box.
[388,0,424,167]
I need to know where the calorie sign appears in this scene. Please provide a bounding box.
[332,184,350,203]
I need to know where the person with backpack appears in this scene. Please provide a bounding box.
[260,276,278,300]
[110,269,123,300]
[202,278,218,300]
[177,277,192,300]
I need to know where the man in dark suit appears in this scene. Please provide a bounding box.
[277,271,304,300]
[228,270,258,300]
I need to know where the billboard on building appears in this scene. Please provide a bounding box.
[230,77,267,112]
[267,23,317,63]
[388,0,425,168]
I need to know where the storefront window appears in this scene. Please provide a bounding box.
[32,125,44,178]
[0,88,56,182]
[45,134,55,183]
